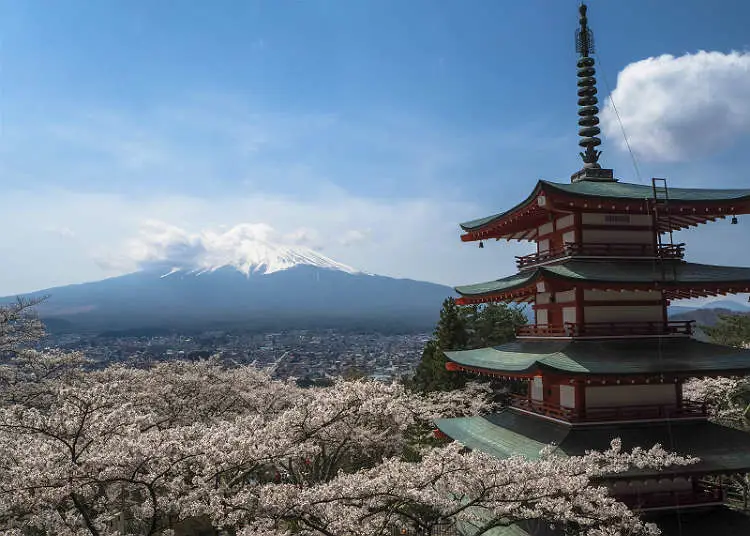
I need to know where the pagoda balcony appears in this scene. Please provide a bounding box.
[515,320,695,339]
[515,242,685,270]
[509,394,708,423]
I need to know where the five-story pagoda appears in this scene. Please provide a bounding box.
[436,4,750,532]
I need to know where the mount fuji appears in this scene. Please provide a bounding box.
[4,240,454,334]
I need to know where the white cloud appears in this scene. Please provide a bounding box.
[339,229,371,247]
[601,51,750,162]
[44,226,76,238]
[283,227,321,248]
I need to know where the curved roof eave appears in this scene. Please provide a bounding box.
[459,180,750,235]
[455,261,750,298]
[454,268,540,297]
[459,181,545,232]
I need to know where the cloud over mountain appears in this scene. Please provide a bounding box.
[118,221,359,275]
[602,51,750,162]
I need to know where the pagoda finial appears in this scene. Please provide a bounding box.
[571,3,614,183]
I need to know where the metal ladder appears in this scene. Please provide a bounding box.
[651,178,678,282]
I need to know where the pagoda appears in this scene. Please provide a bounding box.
[435,4,750,534]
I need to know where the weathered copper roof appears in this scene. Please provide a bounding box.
[435,409,750,476]
[460,180,750,233]
[455,260,750,299]
[458,511,750,536]
[444,338,750,376]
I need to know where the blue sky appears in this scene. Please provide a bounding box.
[2,0,750,304]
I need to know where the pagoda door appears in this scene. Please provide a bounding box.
[548,233,562,253]
[547,307,562,328]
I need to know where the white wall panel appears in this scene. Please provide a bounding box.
[581,213,652,226]
[538,222,554,236]
[560,385,576,408]
[556,214,575,230]
[585,384,676,408]
[584,305,663,323]
[584,289,661,301]
[531,377,544,401]
[581,229,653,244]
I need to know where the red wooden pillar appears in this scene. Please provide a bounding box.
[575,381,587,420]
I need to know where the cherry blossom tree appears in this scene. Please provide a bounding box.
[683,376,750,430]
[0,300,696,536]
[683,375,750,508]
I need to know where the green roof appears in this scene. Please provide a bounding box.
[460,180,750,232]
[457,508,750,536]
[445,338,750,375]
[544,180,750,202]
[435,410,750,476]
[460,183,543,231]
[455,260,750,297]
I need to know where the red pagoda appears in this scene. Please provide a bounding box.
[435,4,750,535]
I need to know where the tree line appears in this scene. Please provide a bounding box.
[411,299,527,392]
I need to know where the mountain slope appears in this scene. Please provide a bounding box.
[6,266,454,334]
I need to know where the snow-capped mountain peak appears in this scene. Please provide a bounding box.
[129,222,360,278]
[158,239,359,278]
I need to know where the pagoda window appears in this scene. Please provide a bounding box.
[531,376,544,402]
[559,384,576,409]
[536,309,548,325]
[555,290,576,303]
[538,238,550,253]
[555,214,575,230]
[538,222,554,236]
[562,306,577,325]
[585,384,676,409]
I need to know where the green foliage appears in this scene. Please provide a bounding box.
[465,302,527,349]
[411,298,527,393]
[412,339,467,392]
[704,313,750,348]
[434,298,469,350]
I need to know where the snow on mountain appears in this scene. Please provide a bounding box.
[130,222,360,278]
[159,242,360,278]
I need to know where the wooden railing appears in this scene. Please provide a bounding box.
[515,324,569,337]
[516,320,694,338]
[515,242,685,270]
[509,394,707,423]
[510,395,576,421]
